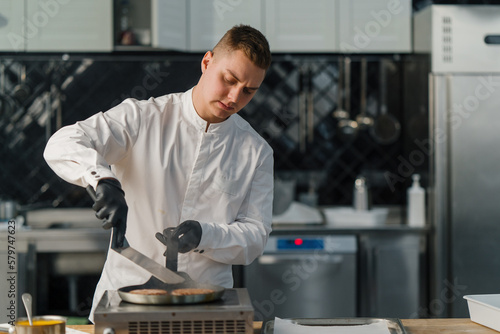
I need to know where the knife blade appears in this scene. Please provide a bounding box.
[86,185,185,284]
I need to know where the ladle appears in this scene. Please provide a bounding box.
[332,57,348,120]
[370,59,401,144]
[356,57,374,129]
[337,57,359,141]
[21,293,33,326]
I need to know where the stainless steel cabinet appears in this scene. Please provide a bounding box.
[243,227,428,320]
[358,232,427,318]
[244,235,357,321]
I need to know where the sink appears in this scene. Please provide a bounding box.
[322,206,389,227]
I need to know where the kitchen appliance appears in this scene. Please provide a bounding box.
[413,4,500,318]
[93,288,254,334]
[244,235,357,321]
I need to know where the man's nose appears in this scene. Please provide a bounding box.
[227,87,242,104]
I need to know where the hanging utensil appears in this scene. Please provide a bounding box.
[44,92,52,143]
[0,63,16,120]
[337,57,359,141]
[298,65,307,153]
[13,64,31,102]
[356,57,374,130]
[307,65,314,143]
[332,57,349,120]
[370,59,401,145]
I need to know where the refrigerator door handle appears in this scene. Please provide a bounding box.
[484,35,500,45]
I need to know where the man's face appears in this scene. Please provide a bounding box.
[193,49,266,123]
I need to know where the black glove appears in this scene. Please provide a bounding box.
[92,178,128,247]
[156,221,202,254]
[174,220,202,253]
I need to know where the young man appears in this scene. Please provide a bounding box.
[43,25,273,322]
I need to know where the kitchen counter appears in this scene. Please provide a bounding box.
[270,223,429,234]
[69,319,497,333]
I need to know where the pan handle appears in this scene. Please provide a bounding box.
[163,227,178,272]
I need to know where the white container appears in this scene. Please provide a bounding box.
[464,294,500,332]
[407,174,426,227]
[323,207,388,227]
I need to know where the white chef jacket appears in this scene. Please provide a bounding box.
[43,88,274,322]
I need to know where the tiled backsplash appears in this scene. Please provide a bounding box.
[0,54,415,210]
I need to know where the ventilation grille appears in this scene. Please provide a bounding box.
[442,16,452,63]
[128,320,248,334]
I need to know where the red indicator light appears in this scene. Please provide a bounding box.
[294,238,303,246]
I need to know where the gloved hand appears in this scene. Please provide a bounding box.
[156,220,202,254]
[174,220,202,253]
[92,178,128,247]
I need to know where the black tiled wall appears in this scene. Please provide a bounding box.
[0,53,413,210]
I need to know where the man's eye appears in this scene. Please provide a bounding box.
[225,77,234,84]
[243,89,252,95]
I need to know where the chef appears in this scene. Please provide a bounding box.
[43,24,273,322]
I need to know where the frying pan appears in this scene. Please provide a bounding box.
[118,274,225,305]
[119,221,224,305]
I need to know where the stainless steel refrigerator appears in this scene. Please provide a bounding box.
[413,4,500,318]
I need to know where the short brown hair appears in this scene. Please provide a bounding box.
[213,25,271,70]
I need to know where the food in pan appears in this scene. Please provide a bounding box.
[129,288,168,295]
[171,288,214,296]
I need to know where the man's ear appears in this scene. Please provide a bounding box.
[201,51,213,73]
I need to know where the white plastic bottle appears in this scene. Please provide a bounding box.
[407,174,426,227]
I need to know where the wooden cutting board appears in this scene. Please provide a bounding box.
[69,318,499,334]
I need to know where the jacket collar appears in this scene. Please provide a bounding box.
[184,87,234,134]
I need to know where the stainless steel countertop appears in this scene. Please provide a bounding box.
[270,223,429,235]
[0,227,111,252]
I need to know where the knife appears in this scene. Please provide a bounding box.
[86,185,185,284]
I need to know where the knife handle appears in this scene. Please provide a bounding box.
[86,185,128,249]
[86,185,97,201]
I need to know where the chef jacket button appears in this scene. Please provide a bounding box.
[193,249,199,253]
[199,250,204,254]
[91,171,97,175]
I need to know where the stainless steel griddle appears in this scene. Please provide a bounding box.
[93,288,254,334]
